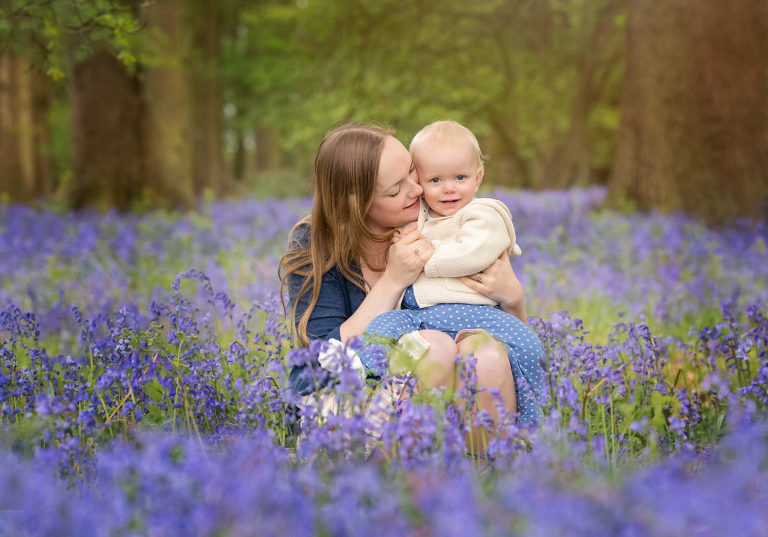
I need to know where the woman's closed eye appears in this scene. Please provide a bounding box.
[388,189,401,197]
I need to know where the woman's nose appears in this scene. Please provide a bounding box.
[408,176,423,197]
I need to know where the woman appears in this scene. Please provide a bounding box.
[279,123,535,441]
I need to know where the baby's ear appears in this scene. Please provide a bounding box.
[476,165,485,183]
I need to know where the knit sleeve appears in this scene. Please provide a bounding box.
[423,206,511,278]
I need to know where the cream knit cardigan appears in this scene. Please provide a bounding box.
[409,197,522,308]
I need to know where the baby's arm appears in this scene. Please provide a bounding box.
[423,206,511,278]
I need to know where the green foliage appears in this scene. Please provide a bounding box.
[244,168,313,199]
[2,0,626,199]
[219,0,625,187]
[0,0,146,74]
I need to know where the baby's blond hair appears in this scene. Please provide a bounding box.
[409,120,484,169]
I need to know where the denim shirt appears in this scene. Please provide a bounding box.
[287,223,367,394]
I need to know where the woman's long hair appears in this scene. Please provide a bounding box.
[279,123,395,346]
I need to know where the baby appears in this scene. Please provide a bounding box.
[407,120,521,308]
[359,120,543,424]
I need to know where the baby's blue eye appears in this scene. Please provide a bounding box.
[456,175,466,181]
[430,177,440,183]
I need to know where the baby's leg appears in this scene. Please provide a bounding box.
[361,307,462,388]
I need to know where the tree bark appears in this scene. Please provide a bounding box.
[484,113,530,189]
[142,0,194,209]
[69,49,146,210]
[541,0,622,188]
[67,2,145,210]
[609,0,768,223]
[30,68,52,197]
[0,53,51,202]
[255,127,280,172]
[189,0,223,197]
[0,52,27,200]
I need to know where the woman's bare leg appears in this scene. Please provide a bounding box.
[410,330,458,394]
[395,330,517,454]
[457,333,517,453]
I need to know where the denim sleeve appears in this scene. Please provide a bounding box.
[288,268,348,395]
[287,224,349,341]
[289,269,344,342]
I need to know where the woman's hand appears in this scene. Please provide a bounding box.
[340,225,431,343]
[385,225,434,288]
[459,254,527,322]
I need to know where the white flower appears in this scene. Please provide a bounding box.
[317,338,366,380]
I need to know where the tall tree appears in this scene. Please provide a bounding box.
[142,0,194,208]
[188,0,223,196]
[609,0,768,222]
[3,0,198,210]
[0,52,52,201]
[540,0,624,188]
[69,49,146,210]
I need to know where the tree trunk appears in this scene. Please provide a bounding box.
[485,114,530,189]
[30,68,53,197]
[189,0,223,197]
[0,53,51,202]
[69,49,146,210]
[541,0,622,188]
[254,127,280,172]
[232,128,246,182]
[142,0,194,209]
[609,0,768,223]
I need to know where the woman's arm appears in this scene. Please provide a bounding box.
[289,268,348,342]
[339,226,433,340]
[459,254,527,322]
[338,271,408,341]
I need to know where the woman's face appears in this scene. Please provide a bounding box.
[366,136,423,234]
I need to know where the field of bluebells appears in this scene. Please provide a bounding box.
[1,187,767,536]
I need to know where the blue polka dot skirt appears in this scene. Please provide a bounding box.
[360,286,545,425]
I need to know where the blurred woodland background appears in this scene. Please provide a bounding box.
[1,0,767,223]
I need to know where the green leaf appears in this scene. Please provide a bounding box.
[46,66,66,81]
[117,50,136,67]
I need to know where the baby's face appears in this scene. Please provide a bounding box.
[414,141,482,217]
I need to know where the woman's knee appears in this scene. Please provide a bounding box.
[478,349,513,385]
[410,330,452,360]
[458,334,507,369]
[412,330,457,388]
